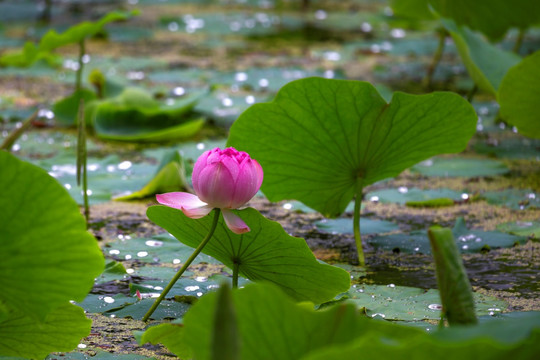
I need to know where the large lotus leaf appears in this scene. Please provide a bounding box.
[146,206,350,304]
[0,151,104,319]
[498,50,540,139]
[302,314,540,360]
[390,0,434,20]
[140,320,192,359]
[180,283,422,360]
[227,77,477,217]
[0,304,91,359]
[441,19,521,95]
[430,0,540,41]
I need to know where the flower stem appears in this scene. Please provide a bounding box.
[353,187,365,267]
[423,27,447,90]
[232,262,239,288]
[142,208,221,322]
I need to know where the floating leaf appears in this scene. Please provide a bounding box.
[146,206,350,304]
[108,299,191,320]
[369,217,527,254]
[366,188,463,205]
[343,284,505,321]
[77,294,135,314]
[228,78,477,217]
[474,137,540,159]
[411,157,509,177]
[0,304,91,359]
[441,19,520,95]
[104,233,218,266]
[497,221,540,239]
[482,189,539,210]
[316,218,399,235]
[0,151,104,319]
[498,50,540,138]
[46,350,156,360]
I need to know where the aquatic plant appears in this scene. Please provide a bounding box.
[156,147,264,234]
[0,151,104,358]
[227,77,477,265]
[143,147,349,320]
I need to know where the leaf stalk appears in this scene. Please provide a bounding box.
[353,183,365,266]
[142,208,221,322]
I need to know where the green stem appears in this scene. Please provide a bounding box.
[77,99,89,225]
[75,40,85,94]
[466,85,478,103]
[0,110,38,151]
[232,262,239,289]
[142,209,221,322]
[512,28,525,54]
[423,28,447,90]
[353,185,365,267]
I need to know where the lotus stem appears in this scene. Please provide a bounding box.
[142,209,221,322]
[0,110,38,151]
[513,29,525,54]
[77,99,89,225]
[232,262,239,289]
[423,28,447,90]
[75,39,85,94]
[353,188,365,267]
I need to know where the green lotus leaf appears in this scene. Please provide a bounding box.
[441,19,521,95]
[498,50,540,139]
[0,151,104,320]
[0,304,92,359]
[228,77,477,217]
[146,206,350,304]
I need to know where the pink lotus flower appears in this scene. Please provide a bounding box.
[156,147,263,234]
